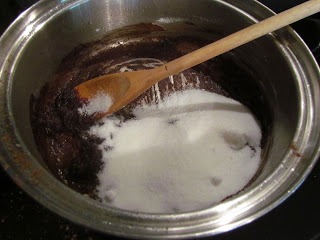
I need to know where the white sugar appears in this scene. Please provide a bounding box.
[78,93,113,115]
[90,89,262,213]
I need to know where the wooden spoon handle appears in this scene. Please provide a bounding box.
[150,0,320,83]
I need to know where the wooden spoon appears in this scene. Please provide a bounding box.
[74,0,320,119]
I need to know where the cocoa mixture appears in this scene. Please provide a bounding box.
[31,23,269,199]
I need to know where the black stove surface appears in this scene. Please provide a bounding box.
[0,1,319,239]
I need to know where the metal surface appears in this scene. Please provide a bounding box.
[0,0,319,238]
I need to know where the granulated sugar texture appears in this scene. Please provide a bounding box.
[78,93,113,115]
[89,89,262,213]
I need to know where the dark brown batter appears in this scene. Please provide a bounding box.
[31,23,270,198]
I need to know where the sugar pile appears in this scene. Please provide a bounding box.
[89,89,262,213]
[78,93,113,115]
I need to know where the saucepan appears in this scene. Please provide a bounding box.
[0,0,319,238]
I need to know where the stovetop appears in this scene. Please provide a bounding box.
[0,0,319,239]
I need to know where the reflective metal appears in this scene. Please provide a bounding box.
[0,0,319,238]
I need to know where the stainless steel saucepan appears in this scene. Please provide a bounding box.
[0,0,319,238]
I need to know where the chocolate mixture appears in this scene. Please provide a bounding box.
[31,23,269,198]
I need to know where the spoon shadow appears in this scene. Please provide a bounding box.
[133,101,251,119]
